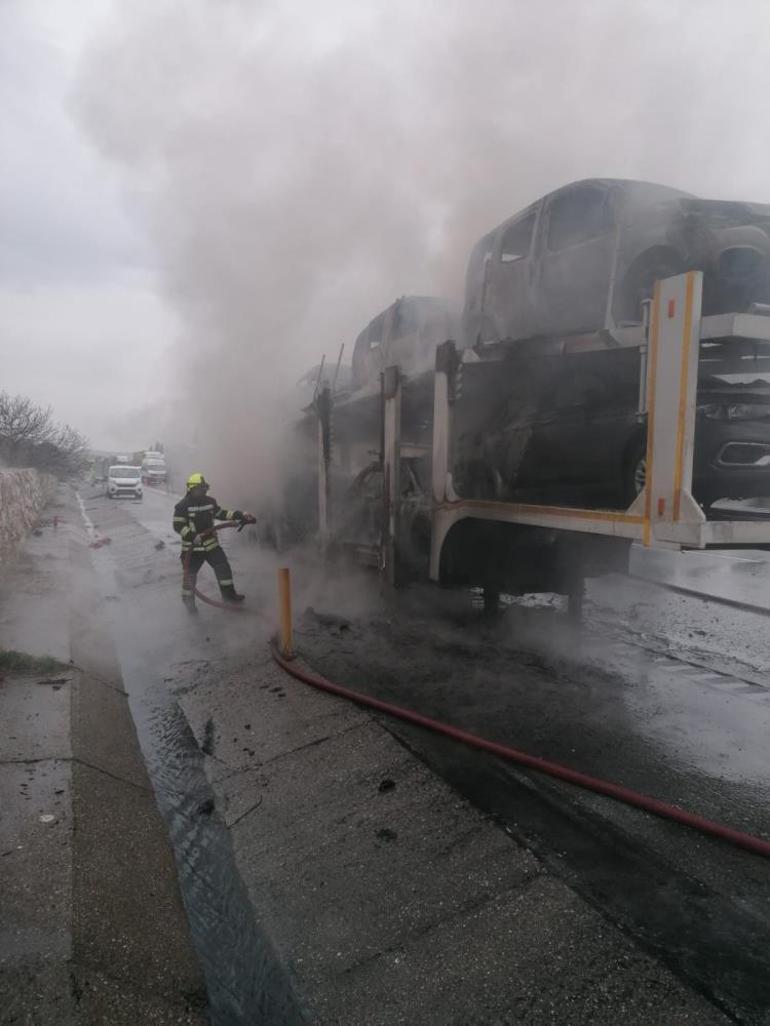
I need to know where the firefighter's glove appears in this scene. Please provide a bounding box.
[242,513,257,525]
[193,533,203,546]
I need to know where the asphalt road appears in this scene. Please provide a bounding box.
[91,485,770,1024]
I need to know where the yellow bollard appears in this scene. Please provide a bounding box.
[277,567,294,659]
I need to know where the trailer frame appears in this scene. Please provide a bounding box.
[313,272,770,594]
[428,271,770,580]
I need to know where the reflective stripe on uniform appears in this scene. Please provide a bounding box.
[218,578,233,585]
[186,504,216,512]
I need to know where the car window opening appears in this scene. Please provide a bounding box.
[548,187,613,251]
[500,212,536,263]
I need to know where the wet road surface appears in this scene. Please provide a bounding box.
[86,485,770,1023]
[293,589,770,1024]
[78,484,309,1025]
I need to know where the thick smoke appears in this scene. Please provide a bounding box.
[74,0,770,503]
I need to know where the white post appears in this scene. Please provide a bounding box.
[317,385,332,551]
[643,271,705,546]
[430,341,458,580]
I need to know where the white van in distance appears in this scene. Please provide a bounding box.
[107,465,143,500]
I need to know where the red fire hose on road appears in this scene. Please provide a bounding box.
[271,642,770,860]
[186,526,770,857]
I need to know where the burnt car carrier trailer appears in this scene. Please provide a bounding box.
[308,272,770,612]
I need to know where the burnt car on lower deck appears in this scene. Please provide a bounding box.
[454,345,770,511]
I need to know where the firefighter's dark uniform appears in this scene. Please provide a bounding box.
[173,493,246,601]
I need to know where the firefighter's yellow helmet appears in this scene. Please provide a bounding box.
[186,472,209,490]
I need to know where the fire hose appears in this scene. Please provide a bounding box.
[182,525,770,857]
[270,642,770,860]
[183,520,250,612]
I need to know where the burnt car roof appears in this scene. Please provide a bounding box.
[359,294,458,330]
[476,179,693,243]
[555,177,691,197]
[678,197,770,222]
[492,178,770,228]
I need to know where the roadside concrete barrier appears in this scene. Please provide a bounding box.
[0,469,57,566]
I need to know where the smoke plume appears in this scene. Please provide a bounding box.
[74,0,770,502]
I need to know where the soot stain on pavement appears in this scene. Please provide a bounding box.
[201,717,216,756]
[294,588,770,1025]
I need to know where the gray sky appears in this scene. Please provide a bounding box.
[4,0,770,467]
[1,0,176,450]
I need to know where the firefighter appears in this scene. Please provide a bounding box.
[173,473,256,609]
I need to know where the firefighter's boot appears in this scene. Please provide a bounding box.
[182,591,197,613]
[221,585,245,604]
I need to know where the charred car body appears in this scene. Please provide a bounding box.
[454,346,770,511]
[458,178,770,510]
[273,178,770,595]
[295,363,353,410]
[259,297,454,550]
[334,456,433,574]
[464,178,770,347]
[352,295,460,393]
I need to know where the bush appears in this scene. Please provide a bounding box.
[0,391,89,478]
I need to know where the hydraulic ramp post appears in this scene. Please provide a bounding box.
[629,270,706,546]
[381,365,402,586]
[317,384,332,553]
[430,341,461,581]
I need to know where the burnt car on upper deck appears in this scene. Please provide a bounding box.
[463,178,770,346]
